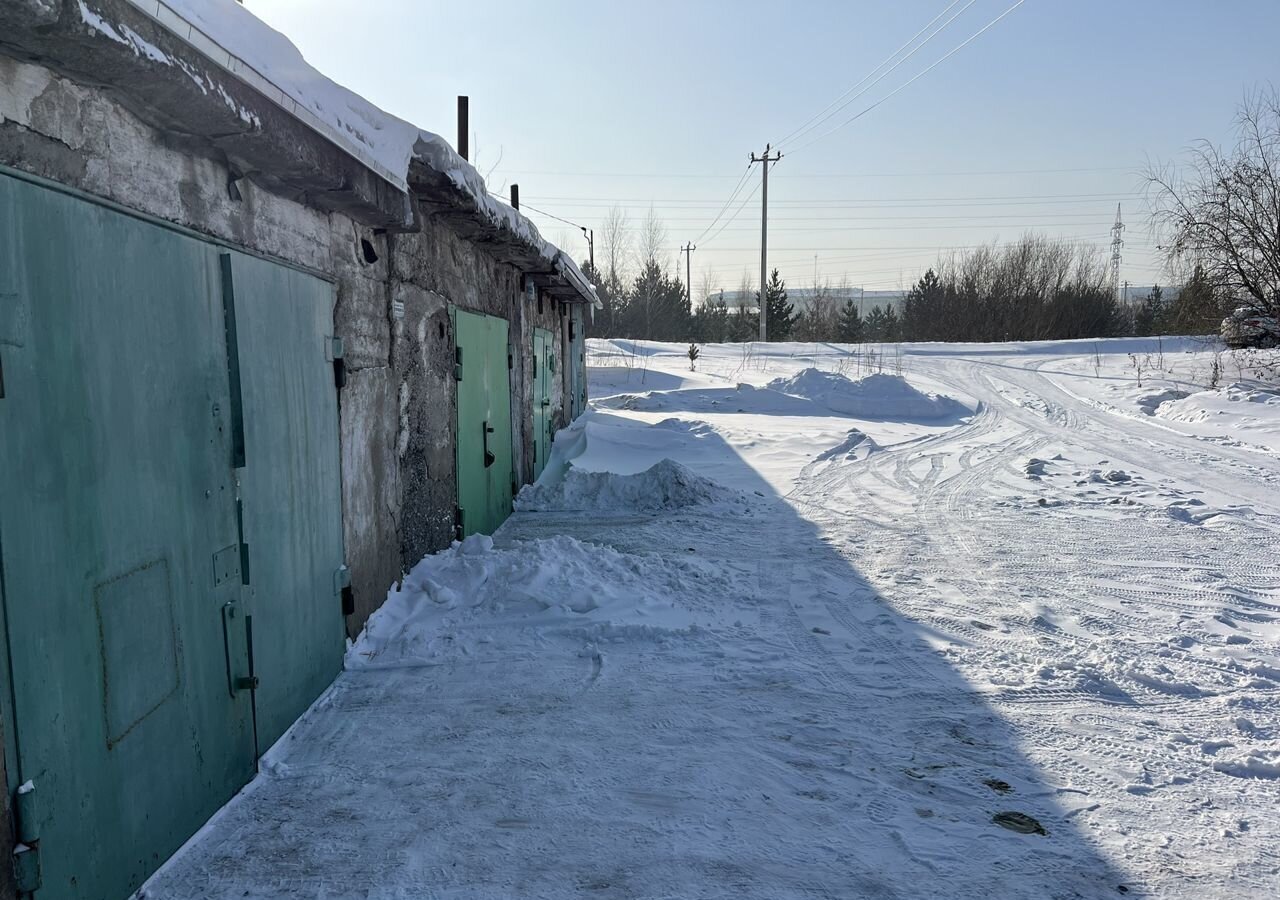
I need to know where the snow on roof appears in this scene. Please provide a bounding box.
[110,0,597,305]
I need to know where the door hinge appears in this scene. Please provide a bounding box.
[454,505,465,540]
[219,255,247,468]
[330,335,346,390]
[333,564,351,594]
[335,565,355,616]
[482,421,496,468]
[13,781,41,893]
[507,351,513,370]
[454,346,463,381]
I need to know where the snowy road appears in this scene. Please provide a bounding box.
[142,339,1280,899]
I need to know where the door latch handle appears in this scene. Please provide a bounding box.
[483,421,496,468]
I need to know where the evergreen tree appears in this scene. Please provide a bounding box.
[728,303,758,342]
[691,298,731,343]
[864,305,889,341]
[836,300,864,342]
[901,269,942,341]
[1133,285,1166,336]
[756,268,797,341]
[882,305,902,341]
[581,261,618,338]
[623,259,690,340]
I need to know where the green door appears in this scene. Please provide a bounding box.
[532,328,555,478]
[221,252,346,752]
[0,173,254,899]
[453,309,513,538]
[567,306,586,419]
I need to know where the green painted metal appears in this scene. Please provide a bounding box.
[222,251,345,752]
[532,328,554,478]
[568,306,587,419]
[0,172,254,899]
[453,308,513,537]
[0,171,347,900]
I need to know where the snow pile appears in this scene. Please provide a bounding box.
[348,533,720,667]
[1135,387,1191,415]
[1155,383,1280,429]
[767,369,968,420]
[516,458,749,512]
[1211,749,1280,780]
[602,383,816,416]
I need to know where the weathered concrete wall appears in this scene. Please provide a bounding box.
[0,56,580,635]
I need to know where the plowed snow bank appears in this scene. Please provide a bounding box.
[348,534,726,667]
[767,369,968,420]
[515,458,749,512]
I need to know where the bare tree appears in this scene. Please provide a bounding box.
[1147,87,1280,318]
[639,206,669,270]
[794,280,840,341]
[737,270,755,311]
[698,267,721,307]
[471,136,505,192]
[599,205,632,288]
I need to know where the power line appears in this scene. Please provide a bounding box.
[517,191,1144,206]
[491,194,589,231]
[520,212,1131,225]
[688,164,753,245]
[488,165,1139,179]
[789,0,1029,155]
[685,238,1155,252]
[774,0,981,152]
[533,221,1126,233]
[699,179,762,247]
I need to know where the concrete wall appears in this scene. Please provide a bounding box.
[0,55,578,634]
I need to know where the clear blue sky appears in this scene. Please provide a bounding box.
[248,0,1278,293]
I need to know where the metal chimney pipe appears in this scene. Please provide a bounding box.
[457,96,469,161]
[510,184,520,210]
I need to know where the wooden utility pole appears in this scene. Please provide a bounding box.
[680,242,696,308]
[750,144,782,341]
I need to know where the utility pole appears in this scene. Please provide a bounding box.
[750,144,783,342]
[680,242,696,308]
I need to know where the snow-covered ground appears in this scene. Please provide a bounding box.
[141,338,1280,899]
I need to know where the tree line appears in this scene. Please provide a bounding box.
[582,87,1278,347]
[583,229,1228,345]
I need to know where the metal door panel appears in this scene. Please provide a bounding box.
[453,309,513,537]
[0,172,253,899]
[224,251,345,753]
[453,308,488,538]
[485,316,513,527]
[532,328,553,478]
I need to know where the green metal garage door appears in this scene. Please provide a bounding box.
[532,327,555,479]
[0,171,346,899]
[222,252,346,753]
[453,308,513,538]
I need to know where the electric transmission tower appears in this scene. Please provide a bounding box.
[1110,203,1125,304]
